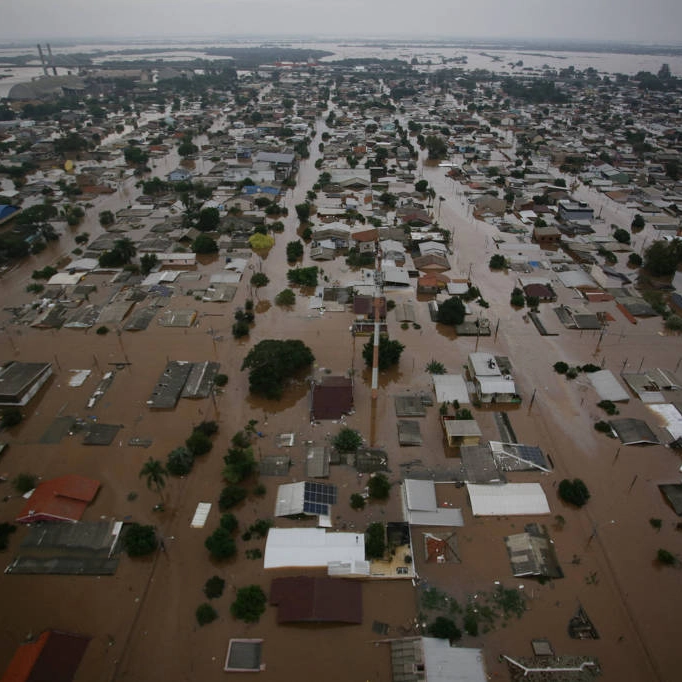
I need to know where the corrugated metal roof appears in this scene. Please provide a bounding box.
[588,370,630,402]
[263,528,365,569]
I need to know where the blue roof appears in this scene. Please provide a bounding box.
[242,185,280,196]
[0,205,19,221]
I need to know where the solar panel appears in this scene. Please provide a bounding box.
[302,482,337,515]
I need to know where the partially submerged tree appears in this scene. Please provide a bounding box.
[362,336,404,370]
[231,585,267,623]
[139,457,168,503]
[241,339,314,399]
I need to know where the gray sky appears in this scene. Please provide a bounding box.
[2,0,682,44]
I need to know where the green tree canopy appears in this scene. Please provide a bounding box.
[241,339,314,399]
[643,239,682,277]
[192,234,218,254]
[558,478,590,507]
[197,206,220,232]
[365,522,386,559]
[332,427,363,453]
[205,527,237,560]
[362,336,405,370]
[123,523,158,557]
[139,457,168,502]
[231,585,267,623]
[437,297,466,326]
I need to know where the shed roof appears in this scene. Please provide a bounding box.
[432,374,470,404]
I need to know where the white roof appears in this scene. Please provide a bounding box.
[468,352,501,377]
[47,272,83,286]
[402,480,465,527]
[588,370,630,402]
[447,282,469,296]
[68,258,99,271]
[422,639,487,682]
[556,269,596,289]
[274,481,305,516]
[381,265,411,286]
[467,483,550,516]
[478,376,517,395]
[433,374,470,404]
[647,403,682,439]
[405,479,437,511]
[190,502,212,528]
[263,528,365,569]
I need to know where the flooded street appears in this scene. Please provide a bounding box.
[0,99,681,682]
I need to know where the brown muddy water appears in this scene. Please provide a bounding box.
[0,129,680,682]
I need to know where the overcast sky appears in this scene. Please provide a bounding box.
[2,0,682,44]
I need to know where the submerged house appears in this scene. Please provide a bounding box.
[466,353,520,404]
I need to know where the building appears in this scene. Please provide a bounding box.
[263,527,368,572]
[310,376,353,420]
[532,224,561,248]
[441,417,482,448]
[16,475,100,524]
[557,199,594,222]
[0,631,90,682]
[466,353,520,404]
[0,362,52,406]
[389,638,487,682]
[269,577,362,623]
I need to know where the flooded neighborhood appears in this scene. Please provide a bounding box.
[0,30,682,682]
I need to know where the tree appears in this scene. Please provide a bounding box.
[196,603,218,626]
[631,214,645,231]
[123,523,158,557]
[231,585,267,623]
[286,240,304,263]
[197,207,220,232]
[628,253,643,267]
[489,253,507,270]
[613,228,631,244]
[241,339,314,399]
[250,272,269,288]
[295,202,311,222]
[166,447,194,476]
[428,616,462,642]
[0,523,16,551]
[275,288,296,306]
[510,287,525,307]
[178,139,198,158]
[558,478,590,507]
[362,336,405,370]
[426,360,447,374]
[205,527,237,560]
[192,234,218,254]
[644,240,681,277]
[114,237,137,264]
[656,549,677,566]
[437,297,466,326]
[124,145,148,166]
[186,430,213,456]
[139,457,168,503]
[368,473,390,500]
[204,576,226,599]
[365,522,386,559]
[99,210,115,227]
[414,179,429,193]
[332,427,362,453]
[287,267,318,287]
[350,493,365,510]
[140,253,158,275]
[219,485,247,511]
[424,135,448,160]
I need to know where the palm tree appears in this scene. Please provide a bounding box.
[114,237,137,264]
[139,457,168,504]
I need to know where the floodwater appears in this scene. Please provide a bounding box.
[0,108,681,682]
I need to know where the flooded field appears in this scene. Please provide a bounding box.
[0,112,680,682]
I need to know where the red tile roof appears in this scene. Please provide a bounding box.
[1,631,89,682]
[16,475,100,524]
[270,577,362,623]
